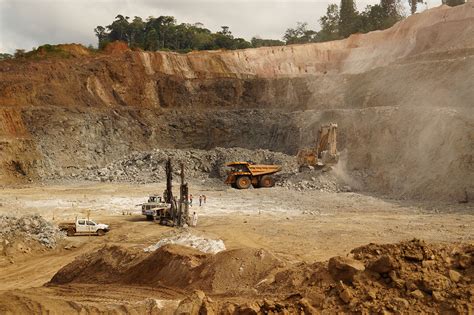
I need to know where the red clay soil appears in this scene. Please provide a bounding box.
[103,41,131,54]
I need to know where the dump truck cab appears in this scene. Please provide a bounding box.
[225,161,281,189]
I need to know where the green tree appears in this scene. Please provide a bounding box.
[0,53,13,60]
[283,22,316,44]
[317,4,341,42]
[339,0,360,38]
[442,0,465,6]
[154,16,177,49]
[214,33,235,49]
[94,14,286,53]
[144,29,159,51]
[214,26,251,50]
[251,37,284,47]
[107,15,130,43]
[219,26,231,36]
[14,49,26,58]
[94,25,109,49]
[129,16,146,48]
[233,38,252,49]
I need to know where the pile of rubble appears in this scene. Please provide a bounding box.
[79,147,299,184]
[50,239,473,313]
[174,239,473,313]
[254,239,473,313]
[277,167,352,193]
[0,215,63,250]
[144,232,226,254]
[67,146,354,192]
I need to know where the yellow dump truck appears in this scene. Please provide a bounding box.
[224,162,281,189]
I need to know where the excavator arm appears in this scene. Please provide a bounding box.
[297,123,339,168]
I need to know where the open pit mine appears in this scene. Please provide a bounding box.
[0,3,473,314]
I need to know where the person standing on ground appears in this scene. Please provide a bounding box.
[203,195,207,204]
[189,194,193,207]
[192,211,198,227]
[199,195,203,206]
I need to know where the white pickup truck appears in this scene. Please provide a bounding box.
[59,219,110,236]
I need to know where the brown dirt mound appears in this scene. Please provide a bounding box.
[259,239,473,313]
[50,244,282,294]
[49,240,473,313]
[193,248,283,294]
[54,44,91,57]
[50,245,145,285]
[123,244,210,288]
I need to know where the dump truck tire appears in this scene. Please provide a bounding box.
[146,215,154,221]
[259,175,275,188]
[97,229,105,236]
[236,176,251,189]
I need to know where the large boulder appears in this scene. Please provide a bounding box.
[368,255,399,273]
[328,256,365,283]
[174,290,206,315]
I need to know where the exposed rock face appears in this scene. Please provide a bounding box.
[0,4,473,200]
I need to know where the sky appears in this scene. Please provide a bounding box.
[0,0,441,54]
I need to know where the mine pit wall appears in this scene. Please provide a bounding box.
[19,103,473,201]
[0,4,473,201]
[0,109,41,184]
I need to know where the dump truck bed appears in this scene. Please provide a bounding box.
[246,164,281,176]
[58,222,75,230]
[225,162,281,176]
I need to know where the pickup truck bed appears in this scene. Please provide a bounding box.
[58,223,75,230]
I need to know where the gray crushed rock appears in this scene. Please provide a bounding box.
[65,147,349,192]
[81,147,298,183]
[0,214,63,249]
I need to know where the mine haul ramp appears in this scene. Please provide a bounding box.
[225,162,281,189]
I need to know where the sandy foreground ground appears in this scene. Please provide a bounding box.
[0,181,472,312]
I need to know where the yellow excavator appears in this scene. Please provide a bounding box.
[297,123,339,168]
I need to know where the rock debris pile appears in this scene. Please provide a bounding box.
[0,215,63,251]
[77,147,350,192]
[80,147,298,183]
[258,239,473,313]
[277,167,352,193]
[50,239,473,313]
